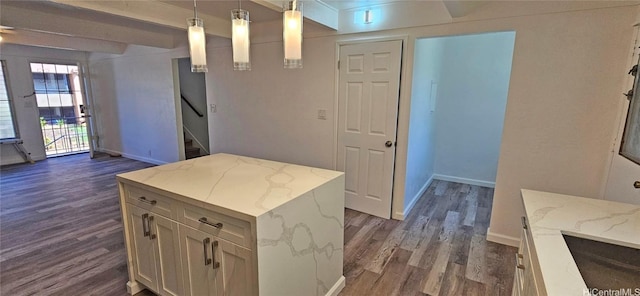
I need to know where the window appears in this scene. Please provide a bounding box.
[0,60,17,140]
[32,73,72,94]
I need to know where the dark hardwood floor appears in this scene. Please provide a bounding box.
[338,181,516,296]
[0,154,515,296]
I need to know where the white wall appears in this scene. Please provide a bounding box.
[403,38,443,214]
[81,2,635,245]
[205,37,336,169]
[486,7,634,245]
[89,45,188,164]
[432,32,515,187]
[203,4,636,241]
[0,44,88,165]
[177,58,209,153]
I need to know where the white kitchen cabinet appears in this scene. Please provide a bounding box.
[218,238,253,296]
[178,224,254,296]
[512,217,542,296]
[126,204,184,296]
[153,213,184,296]
[127,205,158,290]
[179,225,221,296]
[118,153,345,296]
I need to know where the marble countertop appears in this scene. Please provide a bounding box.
[521,189,640,295]
[116,153,343,218]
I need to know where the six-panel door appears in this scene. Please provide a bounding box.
[337,40,403,219]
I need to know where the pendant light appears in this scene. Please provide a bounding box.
[283,0,302,69]
[188,0,207,72]
[231,0,250,71]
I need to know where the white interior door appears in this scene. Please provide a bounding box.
[605,26,640,205]
[337,40,403,219]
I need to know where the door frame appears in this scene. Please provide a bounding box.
[333,35,411,220]
[171,58,187,161]
[27,58,98,158]
[603,23,640,201]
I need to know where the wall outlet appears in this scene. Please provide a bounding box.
[210,104,217,113]
[318,109,327,120]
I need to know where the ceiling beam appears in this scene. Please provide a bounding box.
[0,4,177,49]
[251,0,338,30]
[46,0,232,39]
[1,30,127,54]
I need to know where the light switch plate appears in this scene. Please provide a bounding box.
[318,109,327,120]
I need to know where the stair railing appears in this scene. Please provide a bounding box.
[181,94,204,117]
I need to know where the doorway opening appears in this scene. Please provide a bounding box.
[176,58,209,159]
[403,31,516,215]
[30,63,92,157]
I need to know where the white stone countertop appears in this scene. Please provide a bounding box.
[116,153,343,218]
[521,189,640,296]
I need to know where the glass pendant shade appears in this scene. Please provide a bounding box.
[231,9,251,71]
[283,1,302,69]
[188,18,208,72]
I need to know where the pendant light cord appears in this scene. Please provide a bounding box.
[193,0,198,19]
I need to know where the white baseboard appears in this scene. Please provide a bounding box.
[99,148,168,165]
[486,227,520,247]
[432,174,495,188]
[326,276,346,296]
[392,175,434,220]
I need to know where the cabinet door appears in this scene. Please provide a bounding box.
[179,225,219,296]
[128,204,158,291]
[521,230,539,296]
[217,239,254,296]
[151,214,184,296]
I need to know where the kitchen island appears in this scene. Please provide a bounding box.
[515,189,640,296]
[116,153,345,296]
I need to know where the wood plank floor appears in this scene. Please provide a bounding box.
[338,181,517,296]
[0,154,516,296]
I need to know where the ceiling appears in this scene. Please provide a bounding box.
[161,1,283,23]
[323,0,400,10]
[0,0,479,54]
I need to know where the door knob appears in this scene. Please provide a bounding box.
[385,141,393,147]
[634,181,640,189]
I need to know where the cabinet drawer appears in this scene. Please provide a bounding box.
[180,204,252,249]
[125,185,176,219]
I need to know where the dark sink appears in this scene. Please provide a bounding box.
[563,234,640,291]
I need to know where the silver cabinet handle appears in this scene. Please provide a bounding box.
[139,196,157,205]
[199,217,223,229]
[148,216,156,240]
[203,238,212,266]
[142,213,150,237]
[521,217,528,230]
[212,240,220,269]
[515,253,525,270]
